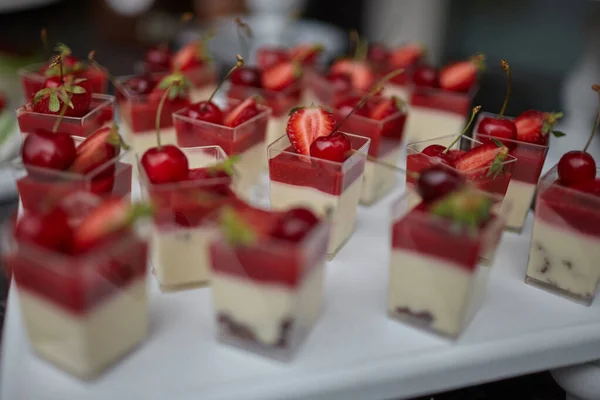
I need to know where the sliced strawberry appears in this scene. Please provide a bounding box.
[70,124,129,175]
[389,43,424,67]
[224,97,261,127]
[439,54,485,93]
[368,96,403,120]
[514,109,545,144]
[261,61,301,91]
[257,47,290,70]
[454,143,507,172]
[286,106,335,156]
[330,59,375,92]
[290,44,323,66]
[172,42,205,71]
[446,149,466,162]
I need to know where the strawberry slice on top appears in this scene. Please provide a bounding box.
[514,110,564,145]
[454,143,509,178]
[286,106,336,156]
[389,43,424,68]
[330,59,375,92]
[439,53,486,93]
[224,97,261,128]
[261,61,301,91]
[290,44,324,66]
[368,96,404,121]
[171,41,208,71]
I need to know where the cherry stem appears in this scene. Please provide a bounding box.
[329,68,405,134]
[41,29,49,59]
[235,17,252,61]
[202,54,244,112]
[155,82,179,149]
[498,59,510,117]
[52,97,70,133]
[442,106,482,154]
[584,84,600,152]
[49,55,64,84]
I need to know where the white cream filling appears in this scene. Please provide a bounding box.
[383,84,410,103]
[527,218,600,300]
[501,180,537,231]
[212,264,325,346]
[360,148,401,205]
[405,107,467,143]
[388,249,487,337]
[269,176,363,256]
[231,141,265,200]
[17,279,148,379]
[151,226,218,290]
[266,115,288,153]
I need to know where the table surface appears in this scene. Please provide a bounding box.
[2,149,600,400]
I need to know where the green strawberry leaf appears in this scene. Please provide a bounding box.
[486,147,509,178]
[125,202,155,225]
[552,130,566,138]
[73,78,87,84]
[209,155,240,176]
[33,88,52,104]
[68,85,87,94]
[491,138,504,147]
[288,106,304,116]
[220,207,256,247]
[48,92,60,112]
[54,42,72,56]
[392,95,406,110]
[431,189,493,232]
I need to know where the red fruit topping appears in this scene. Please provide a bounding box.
[446,149,466,161]
[367,43,390,64]
[21,130,77,171]
[122,74,156,96]
[439,54,485,93]
[286,106,336,156]
[257,47,290,70]
[335,95,368,116]
[422,144,454,166]
[369,96,402,121]
[326,71,352,92]
[413,64,439,88]
[389,43,424,67]
[417,165,465,203]
[309,131,352,162]
[557,151,596,187]
[15,208,72,251]
[33,77,92,117]
[141,145,189,184]
[513,109,563,145]
[230,67,262,88]
[185,101,223,124]
[477,117,517,148]
[224,97,260,127]
[261,61,300,91]
[144,46,172,72]
[270,207,319,242]
[290,44,323,66]
[454,143,507,172]
[172,41,206,71]
[571,178,600,197]
[70,124,128,175]
[330,59,375,92]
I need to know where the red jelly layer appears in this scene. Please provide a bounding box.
[333,109,406,157]
[120,97,190,133]
[228,84,301,117]
[269,146,366,196]
[174,108,269,155]
[391,207,482,271]
[9,233,148,315]
[21,67,108,99]
[406,153,514,197]
[410,87,471,115]
[17,162,132,213]
[535,183,600,238]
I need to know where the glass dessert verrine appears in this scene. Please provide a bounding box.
[333,94,407,205]
[209,203,329,361]
[388,186,508,339]
[3,195,151,379]
[17,94,115,138]
[137,145,238,292]
[173,98,271,200]
[268,132,370,258]
[526,165,600,305]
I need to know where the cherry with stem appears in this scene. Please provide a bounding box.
[201,54,244,112]
[441,106,482,154]
[154,80,183,149]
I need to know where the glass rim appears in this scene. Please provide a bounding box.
[172,101,272,132]
[16,94,115,122]
[541,164,600,205]
[474,111,550,149]
[115,72,171,101]
[268,131,371,167]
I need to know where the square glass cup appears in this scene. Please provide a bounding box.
[173,99,271,200]
[2,195,149,379]
[209,210,330,361]
[228,80,303,154]
[268,133,370,259]
[406,134,517,207]
[137,146,236,292]
[388,188,509,339]
[11,136,132,213]
[473,111,549,233]
[333,96,407,205]
[526,165,600,306]
[18,62,108,99]
[16,94,115,138]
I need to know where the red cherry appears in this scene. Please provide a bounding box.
[122,74,156,96]
[141,145,189,184]
[417,165,465,203]
[326,72,352,92]
[309,131,352,163]
[270,208,319,242]
[185,101,223,124]
[421,144,454,166]
[65,78,93,117]
[42,76,63,89]
[21,130,77,171]
[477,117,517,149]
[144,46,172,72]
[34,77,93,117]
[15,208,73,251]
[230,67,262,88]
[571,178,600,196]
[557,151,597,187]
[413,64,439,88]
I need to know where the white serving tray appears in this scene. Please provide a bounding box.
[2,146,600,400]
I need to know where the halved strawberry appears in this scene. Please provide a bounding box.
[70,124,130,176]
[514,109,564,145]
[71,199,153,253]
[290,44,324,66]
[439,54,485,93]
[257,47,290,70]
[172,41,206,71]
[368,96,403,121]
[224,97,261,127]
[389,43,424,67]
[454,143,508,172]
[286,106,335,155]
[261,61,301,91]
[330,59,375,92]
